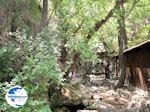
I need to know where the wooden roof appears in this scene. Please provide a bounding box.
[124,40,150,54]
[113,40,150,57]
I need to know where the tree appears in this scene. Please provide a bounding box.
[0,0,150,111]
[115,0,127,88]
[32,0,49,37]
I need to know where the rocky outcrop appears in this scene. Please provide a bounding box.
[48,82,85,112]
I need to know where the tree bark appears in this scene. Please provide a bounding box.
[116,0,127,88]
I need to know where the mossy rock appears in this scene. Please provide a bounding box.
[48,82,83,111]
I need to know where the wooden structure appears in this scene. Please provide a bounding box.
[114,40,150,91]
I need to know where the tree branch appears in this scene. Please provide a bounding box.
[72,22,83,37]
[86,1,121,41]
[126,0,140,18]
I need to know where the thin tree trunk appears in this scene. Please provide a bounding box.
[59,39,67,72]
[116,0,127,88]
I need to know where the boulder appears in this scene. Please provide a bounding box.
[48,82,84,112]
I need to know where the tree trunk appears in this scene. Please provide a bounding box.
[10,2,17,33]
[116,0,127,88]
[32,0,48,37]
[10,17,17,33]
[71,50,80,78]
[41,0,48,26]
[59,39,67,72]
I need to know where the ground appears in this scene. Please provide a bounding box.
[49,75,150,112]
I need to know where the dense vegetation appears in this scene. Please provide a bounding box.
[0,0,149,111]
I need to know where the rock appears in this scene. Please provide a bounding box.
[99,108,116,112]
[83,99,89,106]
[127,97,150,112]
[127,101,137,108]
[90,86,98,91]
[134,88,148,97]
[92,94,102,100]
[77,110,98,112]
[48,82,84,112]
[117,89,131,99]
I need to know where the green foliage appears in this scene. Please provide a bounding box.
[125,0,150,47]
[55,0,117,62]
[76,37,97,61]
[0,26,62,112]
[0,43,18,81]
[28,0,41,21]
[128,25,150,47]
[0,0,150,111]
